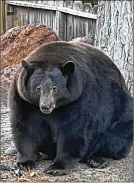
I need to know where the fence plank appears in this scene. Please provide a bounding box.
[64,1,73,8]
[92,0,98,6]
[83,3,93,13]
[73,1,83,11]
[23,10,29,25]
[5,4,14,30]
[48,1,55,6]
[42,0,49,5]
[56,10,66,40]
[55,1,64,7]
[93,5,98,14]
[13,7,20,27]
[66,15,74,41]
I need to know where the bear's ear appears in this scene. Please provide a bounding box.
[61,61,75,75]
[21,60,28,69]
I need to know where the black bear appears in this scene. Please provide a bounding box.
[9,41,133,175]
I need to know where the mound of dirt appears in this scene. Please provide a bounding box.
[1,24,60,69]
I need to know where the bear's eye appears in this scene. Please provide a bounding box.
[36,86,41,93]
[53,86,58,94]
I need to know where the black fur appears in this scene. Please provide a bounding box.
[9,41,133,175]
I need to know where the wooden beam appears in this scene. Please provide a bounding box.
[6,1,57,11]
[59,7,97,19]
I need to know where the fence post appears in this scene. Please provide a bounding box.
[1,0,6,34]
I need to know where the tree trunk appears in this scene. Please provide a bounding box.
[95,0,133,94]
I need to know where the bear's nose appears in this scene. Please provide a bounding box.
[40,103,54,111]
[41,105,50,110]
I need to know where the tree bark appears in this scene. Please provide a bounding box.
[95,0,133,94]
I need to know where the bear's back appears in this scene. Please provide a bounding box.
[24,41,119,72]
[25,41,125,88]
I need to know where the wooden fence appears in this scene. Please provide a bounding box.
[4,0,98,41]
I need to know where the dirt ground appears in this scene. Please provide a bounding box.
[1,92,133,182]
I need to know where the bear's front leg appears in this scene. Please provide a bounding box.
[9,84,38,171]
[16,138,38,171]
[44,130,80,176]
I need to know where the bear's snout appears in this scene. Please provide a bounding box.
[40,103,55,114]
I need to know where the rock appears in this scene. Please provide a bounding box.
[1,64,20,91]
[1,24,61,69]
[5,143,17,155]
[69,32,95,45]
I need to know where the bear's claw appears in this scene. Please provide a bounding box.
[17,160,36,171]
[87,156,110,169]
[44,165,69,176]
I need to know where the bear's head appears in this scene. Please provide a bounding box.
[21,60,77,114]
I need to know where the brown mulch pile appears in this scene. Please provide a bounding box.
[1,24,60,69]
